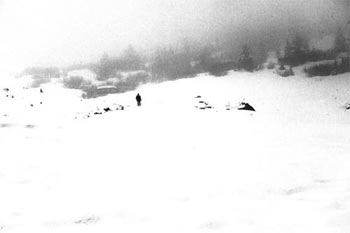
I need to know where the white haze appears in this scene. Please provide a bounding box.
[0,0,347,74]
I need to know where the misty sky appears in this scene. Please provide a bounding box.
[0,0,348,73]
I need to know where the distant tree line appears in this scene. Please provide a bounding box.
[92,46,144,81]
[20,27,349,92]
[278,28,349,76]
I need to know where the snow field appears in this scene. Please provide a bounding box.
[0,70,350,232]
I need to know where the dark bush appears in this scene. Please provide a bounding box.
[276,66,294,77]
[336,57,350,74]
[82,85,98,98]
[255,64,265,71]
[304,63,334,77]
[266,62,276,69]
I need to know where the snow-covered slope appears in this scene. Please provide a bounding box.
[0,70,350,233]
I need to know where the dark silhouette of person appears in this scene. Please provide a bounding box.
[136,93,142,106]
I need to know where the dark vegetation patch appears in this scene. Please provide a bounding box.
[275,64,294,77]
[266,61,276,69]
[82,85,117,99]
[304,57,350,77]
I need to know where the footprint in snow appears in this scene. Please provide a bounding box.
[314,179,330,184]
[0,123,13,128]
[74,215,100,225]
[201,221,225,230]
[283,186,309,195]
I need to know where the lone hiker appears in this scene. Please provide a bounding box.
[136,93,142,106]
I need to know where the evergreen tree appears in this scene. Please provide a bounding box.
[334,28,348,54]
[237,44,254,72]
[284,40,292,60]
[96,53,115,81]
[198,45,214,72]
[282,34,309,66]
[120,46,142,71]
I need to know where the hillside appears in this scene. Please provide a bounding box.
[0,69,350,233]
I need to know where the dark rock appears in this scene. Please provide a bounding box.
[238,102,255,111]
[116,105,124,110]
[198,101,208,105]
